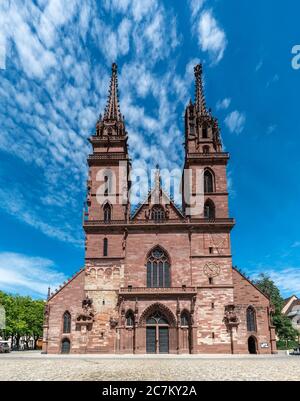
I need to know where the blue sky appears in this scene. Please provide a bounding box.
[0,0,300,299]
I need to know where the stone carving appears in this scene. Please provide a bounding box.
[82,295,93,311]
[109,317,118,328]
[122,229,128,250]
[223,305,240,328]
[76,296,95,326]
[43,303,50,326]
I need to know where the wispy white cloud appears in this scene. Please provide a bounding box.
[0,0,187,241]
[0,252,66,298]
[255,60,263,72]
[251,267,300,297]
[224,110,246,134]
[189,0,206,19]
[216,97,231,110]
[267,124,277,135]
[227,170,236,199]
[189,3,227,65]
[266,74,279,88]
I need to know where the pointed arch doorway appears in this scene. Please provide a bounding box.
[248,336,257,354]
[146,311,169,354]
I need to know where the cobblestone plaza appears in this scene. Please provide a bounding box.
[0,352,298,381]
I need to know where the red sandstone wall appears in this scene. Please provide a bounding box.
[44,270,85,354]
[232,268,275,354]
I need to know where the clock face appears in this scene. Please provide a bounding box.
[203,262,221,278]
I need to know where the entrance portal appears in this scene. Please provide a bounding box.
[248,336,257,354]
[146,311,169,354]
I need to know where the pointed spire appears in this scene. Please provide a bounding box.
[154,164,161,191]
[104,63,122,121]
[194,64,207,115]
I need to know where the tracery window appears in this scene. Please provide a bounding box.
[103,203,111,222]
[147,247,170,288]
[204,170,214,193]
[63,311,71,333]
[126,311,134,327]
[204,199,215,220]
[151,206,165,221]
[103,170,113,196]
[146,311,169,325]
[246,306,257,332]
[180,312,190,327]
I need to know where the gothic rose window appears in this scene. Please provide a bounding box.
[103,203,111,222]
[246,306,257,332]
[204,199,215,220]
[204,170,214,193]
[63,311,71,333]
[147,247,170,288]
[151,206,165,221]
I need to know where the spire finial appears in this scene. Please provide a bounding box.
[154,164,161,191]
[47,286,51,300]
[194,63,207,115]
[104,63,122,121]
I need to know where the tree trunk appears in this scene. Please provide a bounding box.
[15,335,20,350]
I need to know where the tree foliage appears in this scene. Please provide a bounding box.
[0,291,44,349]
[254,273,298,341]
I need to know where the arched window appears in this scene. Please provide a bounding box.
[146,311,169,325]
[204,170,214,193]
[204,200,215,220]
[103,170,113,196]
[126,311,134,327]
[147,247,170,288]
[103,203,111,222]
[61,338,70,354]
[63,311,71,333]
[103,238,108,256]
[181,311,190,327]
[202,126,208,138]
[203,146,210,154]
[151,206,165,221]
[246,306,257,332]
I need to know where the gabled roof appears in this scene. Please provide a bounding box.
[232,267,271,301]
[131,186,184,220]
[47,268,84,302]
[131,167,184,220]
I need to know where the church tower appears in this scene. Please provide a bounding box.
[82,63,130,352]
[86,62,130,227]
[182,64,230,224]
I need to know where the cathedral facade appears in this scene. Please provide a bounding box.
[42,63,276,355]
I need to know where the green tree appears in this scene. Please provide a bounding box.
[254,273,298,342]
[0,291,44,349]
